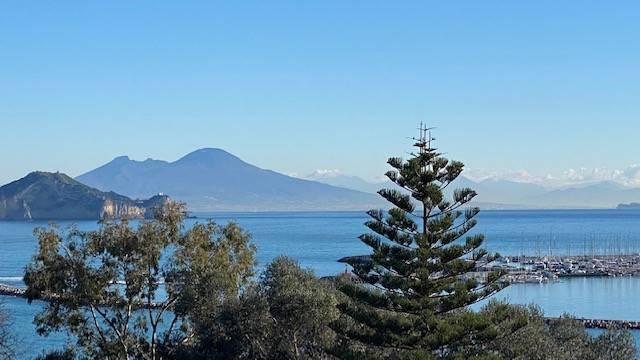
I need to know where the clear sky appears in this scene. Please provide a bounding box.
[1,1,639,186]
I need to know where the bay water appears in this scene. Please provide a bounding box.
[2,210,640,357]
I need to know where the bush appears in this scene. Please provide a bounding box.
[480,301,637,360]
[182,256,339,359]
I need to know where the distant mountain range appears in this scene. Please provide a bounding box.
[306,171,393,194]
[3,149,638,215]
[77,148,640,210]
[0,172,168,220]
[77,148,383,211]
[306,171,640,209]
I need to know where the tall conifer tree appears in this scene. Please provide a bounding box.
[336,125,506,358]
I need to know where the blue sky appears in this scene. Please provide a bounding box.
[1,1,639,186]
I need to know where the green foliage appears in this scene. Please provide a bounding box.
[24,201,256,360]
[260,256,339,358]
[35,348,76,360]
[168,220,257,320]
[335,128,507,358]
[0,301,14,359]
[180,256,339,359]
[479,301,637,360]
[592,329,637,360]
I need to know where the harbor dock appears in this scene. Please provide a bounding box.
[481,254,640,283]
[343,253,640,283]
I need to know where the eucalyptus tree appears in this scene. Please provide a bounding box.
[0,301,13,359]
[181,256,339,360]
[24,201,256,360]
[260,256,339,358]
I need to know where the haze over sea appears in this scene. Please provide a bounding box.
[3,209,640,357]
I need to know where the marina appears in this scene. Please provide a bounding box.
[488,254,640,283]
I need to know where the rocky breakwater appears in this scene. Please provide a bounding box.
[545,317,640,330]
[0,283,26,297]
[0,283,164,308]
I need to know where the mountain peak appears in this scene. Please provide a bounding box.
[177,148,243,164]
[195,147,227,153]
[112,155,131,162]
[24,171,75,185]
[188,148,233,156]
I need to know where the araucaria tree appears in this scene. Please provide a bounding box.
[336,126,507,358]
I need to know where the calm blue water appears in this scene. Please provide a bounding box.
[2,209,640,358]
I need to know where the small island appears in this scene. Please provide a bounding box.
[617,202,640,210]
[0,171,169,220]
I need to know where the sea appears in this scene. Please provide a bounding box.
[3,209,640,358]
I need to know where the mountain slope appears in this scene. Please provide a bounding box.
[305,170,640,209]
[77,148,383,211]
[0,172,168,220]
[467,178,547,205]
[75,156,168,198]
[306,172,393,194]
[529,182,640,208]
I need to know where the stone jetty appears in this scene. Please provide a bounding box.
[0,283,164,308]
[0,283,26,297]
[546,317,640,330]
